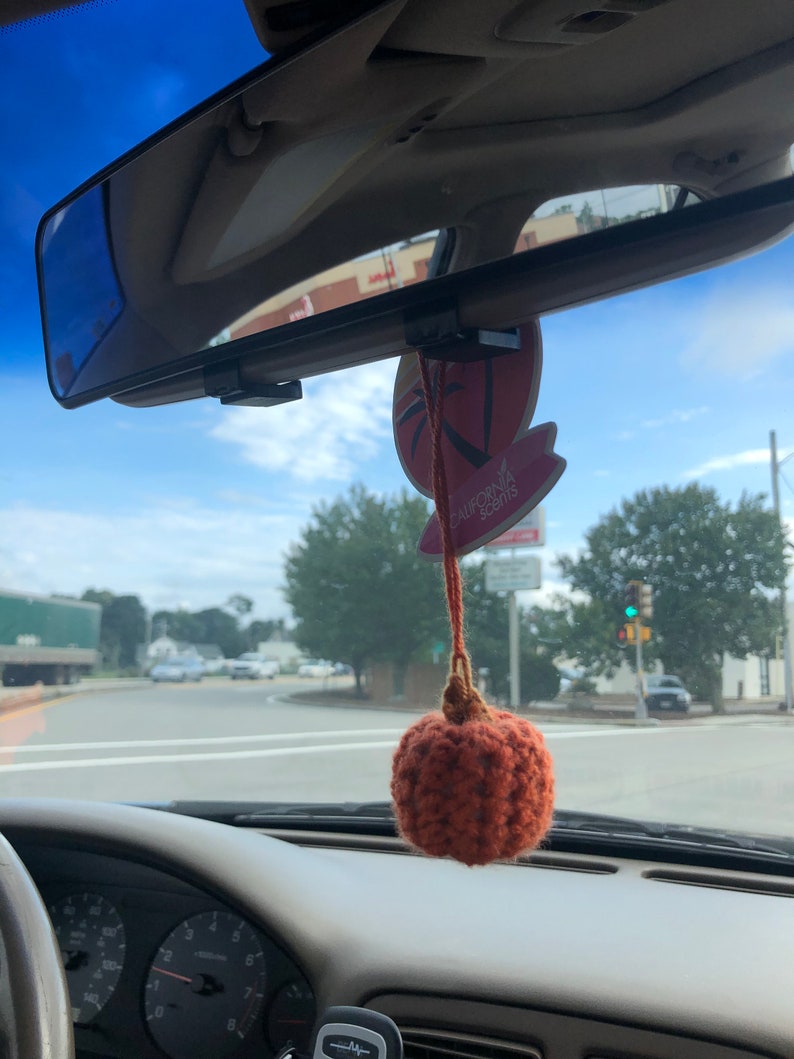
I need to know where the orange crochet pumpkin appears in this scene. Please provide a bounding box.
[391,663,555,866]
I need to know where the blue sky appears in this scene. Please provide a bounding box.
[2,0,794,621]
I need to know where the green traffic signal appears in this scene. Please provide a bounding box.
[623,581,640,618]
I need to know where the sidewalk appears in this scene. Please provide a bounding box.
[286,684,793,726]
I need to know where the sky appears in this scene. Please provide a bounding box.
[2,0,794,622]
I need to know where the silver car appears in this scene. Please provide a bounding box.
[150,656,205,683]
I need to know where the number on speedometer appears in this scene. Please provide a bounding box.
[48,892,126,1024]
[144,910,266,1059]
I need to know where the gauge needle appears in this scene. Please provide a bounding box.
[152,966,192,983]
[62,949,88,971]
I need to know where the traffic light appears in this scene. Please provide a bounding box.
[640,583,653,620]
[624,581,639,618]
[617,626,628,647]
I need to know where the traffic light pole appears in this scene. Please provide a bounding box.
[770,430,792,713]
[634,614,647,721]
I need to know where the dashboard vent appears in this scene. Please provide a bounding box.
[645,869,794,898]
[521,852,618,874]
[401,1028,542,1059]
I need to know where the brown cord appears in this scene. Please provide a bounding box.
[417,355,492,725]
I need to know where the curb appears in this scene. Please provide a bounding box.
[284,692,665,725]
[0,683,44,712]
[0,678,148,712]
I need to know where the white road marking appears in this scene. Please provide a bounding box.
[3,729,408,755]
[543,725,706,739]
[0,740,401,774]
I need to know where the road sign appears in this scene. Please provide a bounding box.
[485,507,546,548]
[485,555,541,592]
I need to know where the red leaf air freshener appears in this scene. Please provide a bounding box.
[390,325,563,866]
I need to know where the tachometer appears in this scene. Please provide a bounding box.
[144,910,266,1059]
[48,892,126,1024]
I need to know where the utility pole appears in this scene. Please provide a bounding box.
[770,430,793,712]
[509,591,520,708]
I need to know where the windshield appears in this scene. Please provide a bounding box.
[2,0,793,850]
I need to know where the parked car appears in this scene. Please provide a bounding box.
[297,659,335,678]
[150,656,205,683]
[645,675,693,712]
[230,653,279,679]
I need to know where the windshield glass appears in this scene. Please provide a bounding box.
[2,0,793,848]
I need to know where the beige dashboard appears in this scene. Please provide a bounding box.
[0,799,789,1059]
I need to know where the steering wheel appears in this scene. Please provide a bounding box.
[0,831,74,1058]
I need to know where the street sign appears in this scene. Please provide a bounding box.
[485,555,541,592]
[485,507,545,548]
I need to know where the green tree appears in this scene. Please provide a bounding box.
[151,607,245,659]
[82,589,147,671]
[226,594,254,619]
[244,618,286,652]
[193,608,246,658]
[557,485,787,711]
[284,485,447,695]
[577,201,595,232]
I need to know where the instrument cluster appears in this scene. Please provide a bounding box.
[33,852,317,1059]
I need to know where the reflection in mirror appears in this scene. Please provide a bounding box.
[514,184,700,253]
[41,185,124,399]
[211,232,439,348]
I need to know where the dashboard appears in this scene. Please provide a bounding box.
[0,798,791,1059]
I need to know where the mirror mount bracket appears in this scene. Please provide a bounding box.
[405,301,521,362]
[203,361,302,407]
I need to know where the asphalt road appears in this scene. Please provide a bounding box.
[0,678,792,839]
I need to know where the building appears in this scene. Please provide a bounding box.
[215,213,583,347]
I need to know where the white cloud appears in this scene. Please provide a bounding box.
[209,361,396,481]
[683,447,793,480]
[0,501,305,618]
[641,406,710,429]
[681,286,794,378]
[593,469,610,478]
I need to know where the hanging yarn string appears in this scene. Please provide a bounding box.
[390,354,556,867]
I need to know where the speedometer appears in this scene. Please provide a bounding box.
[144,910,266,1059]
[48,892,126,1025]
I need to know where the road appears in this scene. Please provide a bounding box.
[0,678,792,838]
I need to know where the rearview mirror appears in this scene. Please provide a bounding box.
[35,0,794,409]
[39,172,794,410]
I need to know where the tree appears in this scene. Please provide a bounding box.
[557,485,787,711]
[226,594,254,619]
[577,201,595,232]
[244,618,286,652]
[82,589,147,671]
[150,607,245,659]
[284,485,447,695]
